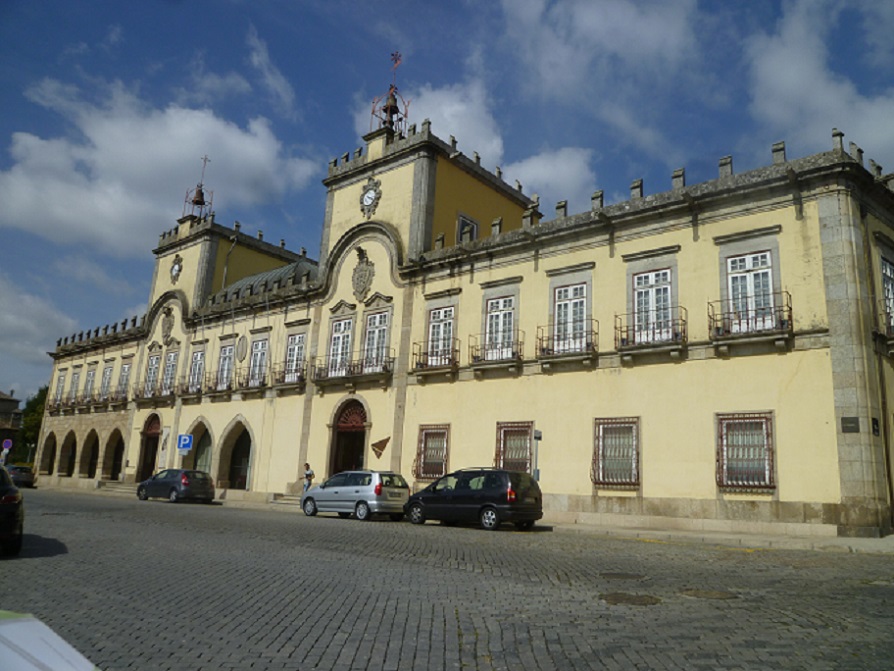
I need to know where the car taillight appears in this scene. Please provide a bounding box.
[0,493,21,504]
[374,482,383,496]
[507,486,517,502]
[181,473,190,487]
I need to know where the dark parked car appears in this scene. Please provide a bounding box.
[0,466,24,556]
[405,468,543,531]
[301,470,409,521]
[7,465,35,488]
[137,469,215,503]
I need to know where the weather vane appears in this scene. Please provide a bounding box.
[371,51,410,134]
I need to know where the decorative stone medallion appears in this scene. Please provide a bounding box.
[352,247,375,302]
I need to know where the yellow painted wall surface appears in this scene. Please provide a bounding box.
[210,240,293,294]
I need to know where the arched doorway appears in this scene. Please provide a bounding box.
[39,435,57,475]
[137,415,161,482]
[80,431,99,479]
[331,400,367,474]
[228,429,251,490]
[59,432,77,477]
[103,431,125,481]
[194,431,212,474]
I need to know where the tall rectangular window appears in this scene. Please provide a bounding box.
[592,418,639,487]
[217,345,234,390]
[68,370,80,402]
[882,257,894,332]
[117,363,131,397]
[555,283,586,353]
[249,339,268,387]
[83,368,96,401]
[427,306,455,366]
[634,269,672,343]
[485,297,515,360]
[329,318,353,377]
[416,425,449,479]
[728,252,774,332]
[363,312,389,372]
[188,351,205,392]
[285,333,305,383]
[144,355,160,396]
[161,352,178,395]
[495,422,533,472]
[100,365,113,400]
[716,412,775,490]
[54,372,66,404]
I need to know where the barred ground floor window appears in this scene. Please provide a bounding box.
[716,412,775,490]
[416,425,449,480]
[495,421,533,472]
[592,417,639,488]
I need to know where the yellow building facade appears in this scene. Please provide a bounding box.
[35,121,894,537]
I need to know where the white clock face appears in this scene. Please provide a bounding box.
[362,188,377,206]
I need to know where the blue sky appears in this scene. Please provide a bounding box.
[2,0,894,405]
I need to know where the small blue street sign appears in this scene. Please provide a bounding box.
[176,434,193,451]
[1,439,12,450]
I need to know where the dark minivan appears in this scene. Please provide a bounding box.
[405,468,542,530]
[137,469,215,503]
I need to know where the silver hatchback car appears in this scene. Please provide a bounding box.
[301,470,409,521]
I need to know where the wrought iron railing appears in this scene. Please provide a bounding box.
[312,348,396,382]
[615,307,688,349]
[708,291,792,339]
[536,319,598,357]
[469,332,525,364]
[412,339,460,370]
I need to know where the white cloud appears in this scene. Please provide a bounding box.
[53,256,133,294]
[246,25,297,120]
[0,273,77,368]
[0,78,318,257]
[175,52,252,106]
[504,147,596,216]
[746,0,894,165]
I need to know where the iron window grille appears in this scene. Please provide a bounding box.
[495,421,533,472]
[591,417,640,488]
[415,425,449,480]
[716,412,775,491]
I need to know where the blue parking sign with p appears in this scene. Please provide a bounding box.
[177,434,193,452]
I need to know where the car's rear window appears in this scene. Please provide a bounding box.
[510,472,540,493]
[189,471,211,481]
[380,473,408,488]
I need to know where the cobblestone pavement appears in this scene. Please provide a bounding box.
[2,489,893,670]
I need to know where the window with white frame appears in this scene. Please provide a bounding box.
[716,412,775,490]
[427,306,455,366]
[554,283,586,353]
[328,318,353,376]
[592,417,639,487]
[161,352,178,395]
[883,257,894,332]
[363,312,389,372]
[68,370,80,402]
[248,339,268,387]
[634,269,672,343]
[217,345,234,390]
[117,363,131,396]
[457,216,478,244]
[54,372,66,404]
[727,252,774,333]
[485,297,515,360]
[83,368,96,401]
[144,355,160,396]
[416,425,449,479]
[100,365,113,400]
[188,351,205,392]
[495,422,533,472]
[285,333,306,383]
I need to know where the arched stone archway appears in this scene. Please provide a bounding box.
[330,399,368,474]
[137,415,162,482]
[182,422,212,474]
[58,432,77,478]
[39,434,57,476]
[217,421,252,490]
[102,430,126,481]
[79,430,100,479]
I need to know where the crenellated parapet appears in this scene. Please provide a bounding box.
[53,315,146,358]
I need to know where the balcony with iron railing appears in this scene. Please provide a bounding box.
[615,307,688,361]
[708,291,792,353]
[133,378,176,404]
[312,348,396,389]
[536,319,598,366]
[412,339,460,381]
[269,362,308,389]
[469,331,524,374]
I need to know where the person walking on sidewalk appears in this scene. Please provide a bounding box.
[303,463,315,492]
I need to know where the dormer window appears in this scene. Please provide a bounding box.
[457,216,478,244]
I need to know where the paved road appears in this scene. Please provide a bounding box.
[2,489,893,671]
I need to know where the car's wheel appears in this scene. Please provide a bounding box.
[514,520,535,531]
[408,503,425,525]
[389,513,404,522]
[168,489,179,503]
[338,512,351,519]
[2,522,23,557]
[480,507,500,530]
[137,486,148,501]
[355,501,371,521]
[303,498,317,516]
